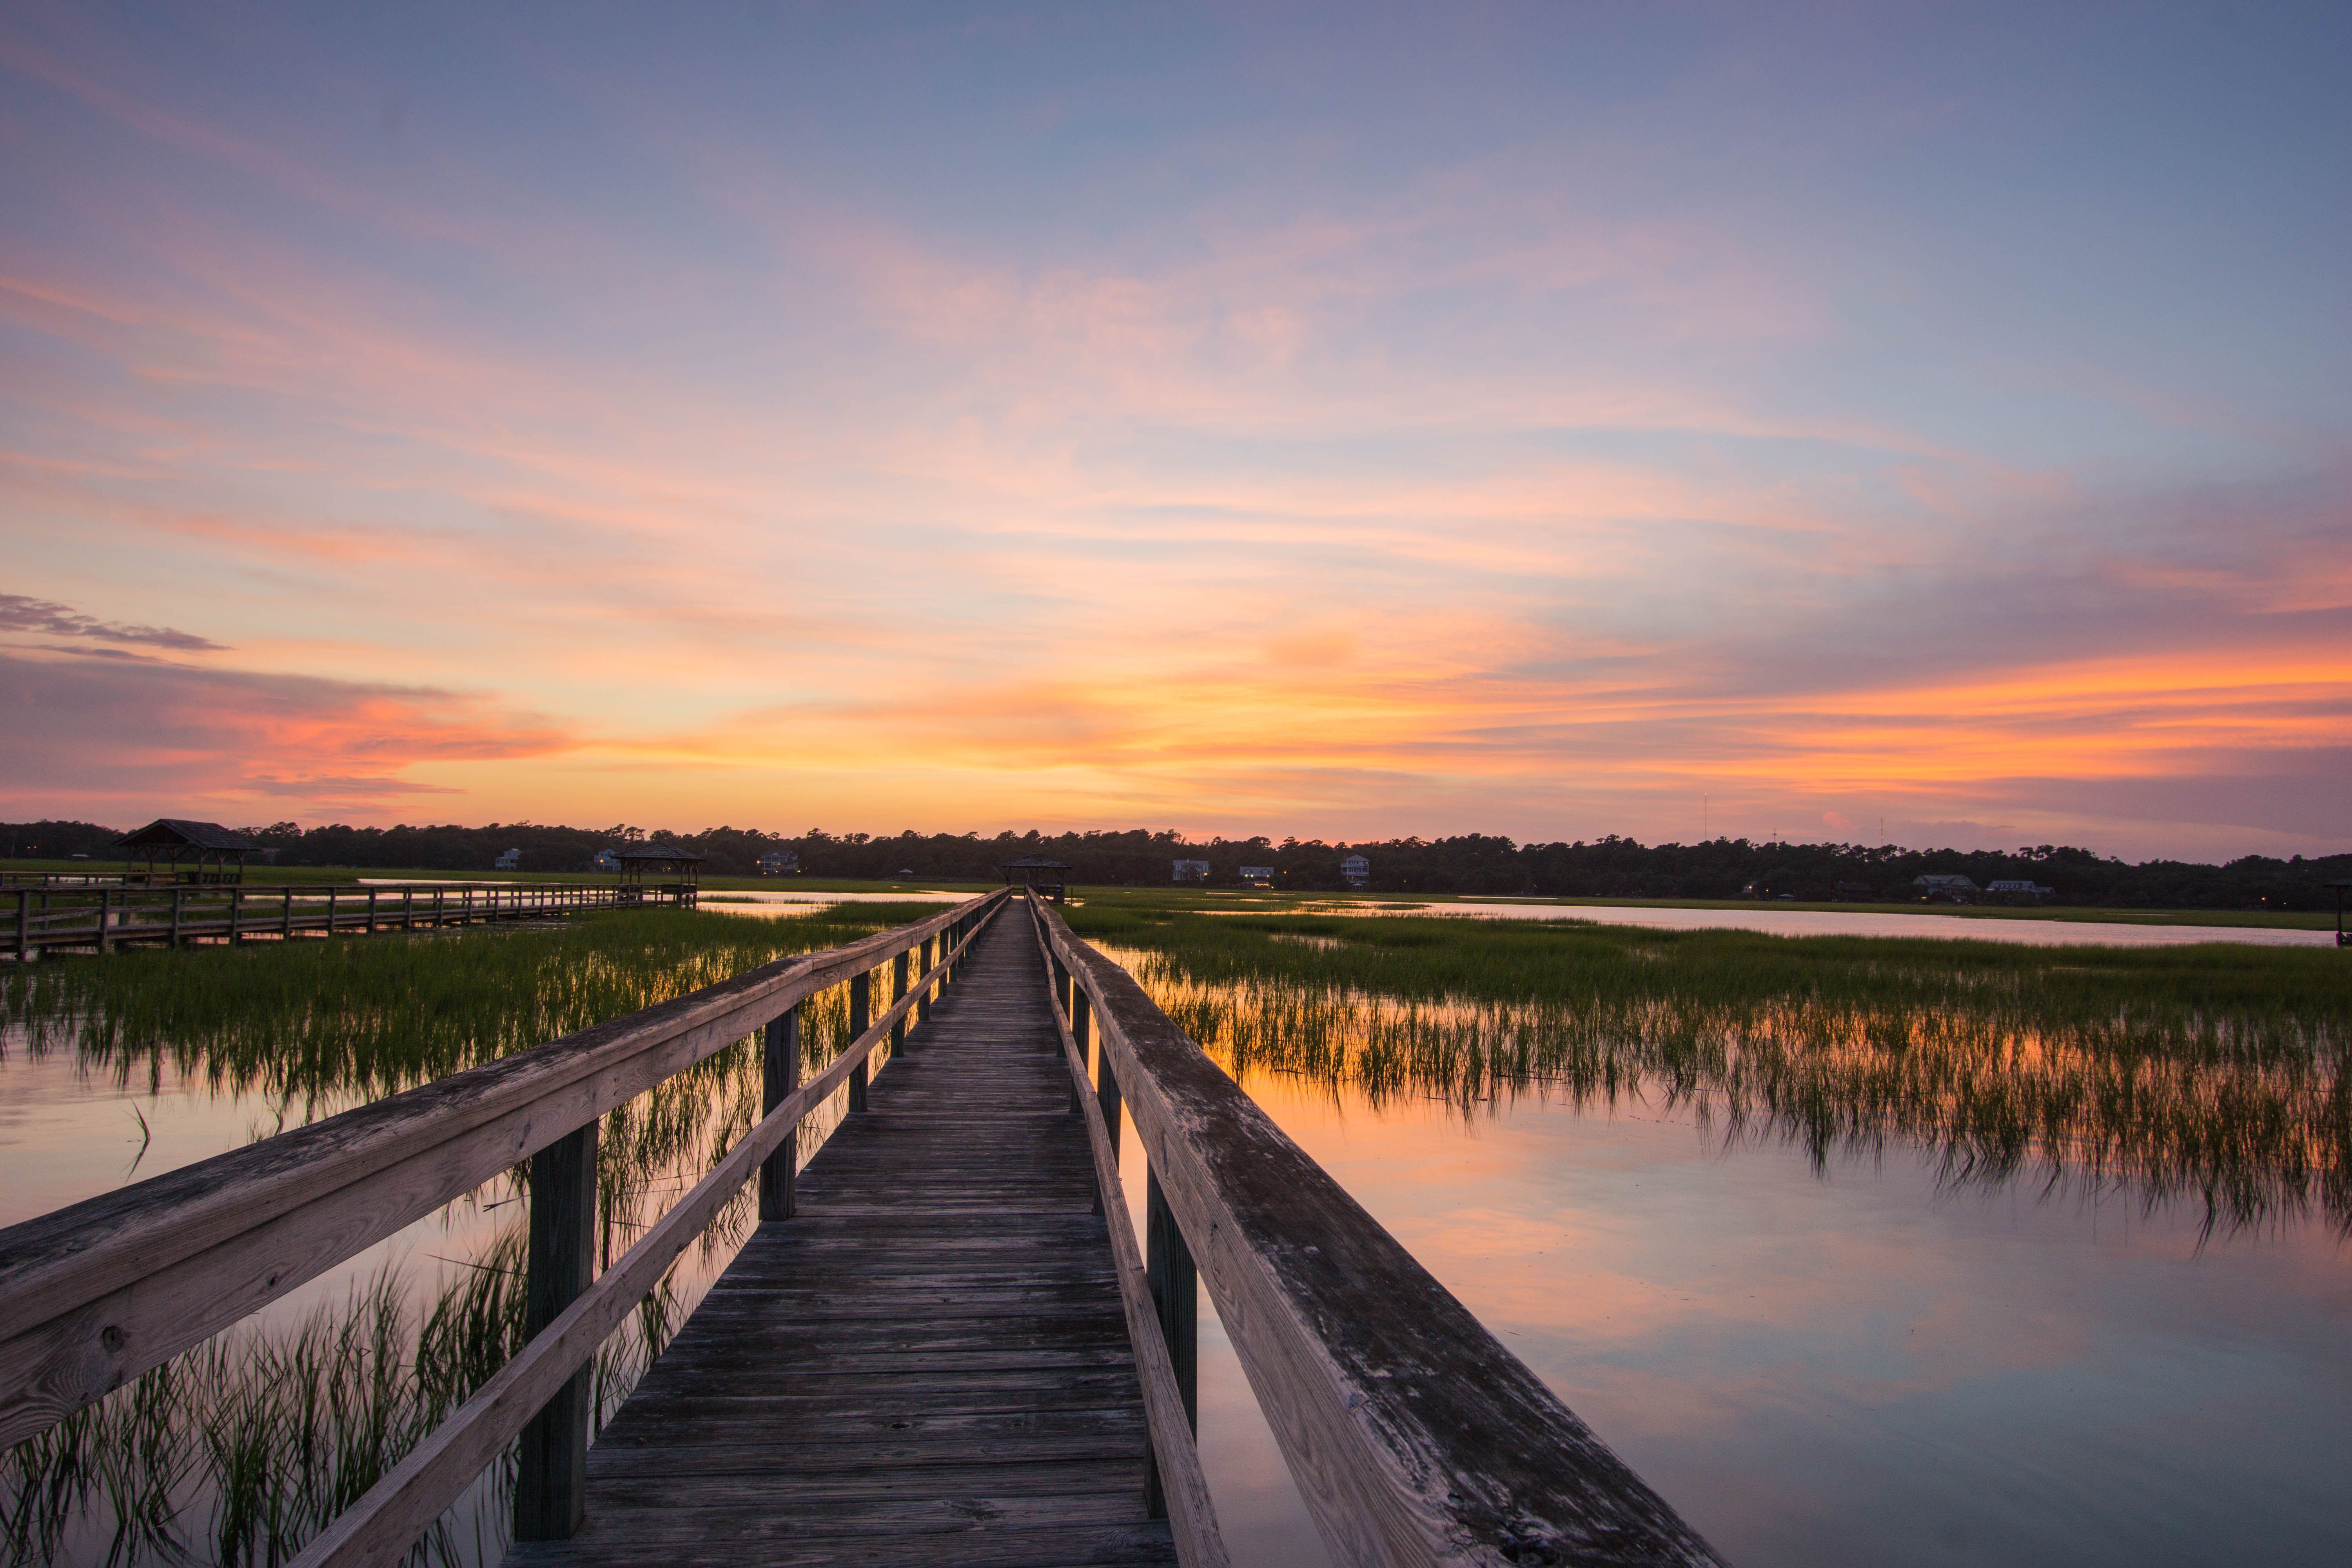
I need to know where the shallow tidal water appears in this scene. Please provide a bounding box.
[1140,1071,2348,1568]
[5,926,2346,1568]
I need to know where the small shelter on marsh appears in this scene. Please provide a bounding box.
[1002,855,1071,904]
[116,819,259,884]
[610,842,705,907]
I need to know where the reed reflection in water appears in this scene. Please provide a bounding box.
[0,906,936,1568]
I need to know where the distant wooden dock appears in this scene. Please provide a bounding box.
[2,879,689,959]
[0,889,1724,1568]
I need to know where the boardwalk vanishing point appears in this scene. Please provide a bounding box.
[0,889,1726,1568]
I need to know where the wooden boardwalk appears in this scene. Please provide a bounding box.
[511,913,1173,1567]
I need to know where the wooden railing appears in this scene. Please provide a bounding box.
[1020,896,1228,1568]
[1028,899,1727,1568]
[3,880,689,958]
[0,887,1012,1567]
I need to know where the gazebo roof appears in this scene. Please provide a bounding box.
[610,842,706,863]
[118,819,258,852]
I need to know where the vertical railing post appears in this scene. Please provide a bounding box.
[848,971,871,1113]
[15,888,28,960]
[169,887,182,947]
[403,887,414,931]
[281,886,293,940]
[367,886,377,933]
[229,886,244,946]
[918,937,935,1023]
[325,884,336,938]
[1084,991,1114,1213]
[1143,1161,1200,1519]
[96,890,111,954]
[891,949,912,1056]
[1051,955,1071,1053]
[760,1004,801,1221]
[516,1119,597,1542]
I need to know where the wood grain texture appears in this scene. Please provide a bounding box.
[1036,905,1726,1568]
[1023,901,1229,1568]
[288,904,1007,1568]
[501,904,1176,1568]
[0,891,1008,1452]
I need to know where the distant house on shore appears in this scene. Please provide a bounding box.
[1340,854,1370,889]
[1238,865,1275,888]
[758,849,800,877]
[1985,878,2055,904]
[1914,873,1979,903]
[1833,881,1876,902]
[591,848,621,873]
[494,848,522,871]
[1172,859,1210,884]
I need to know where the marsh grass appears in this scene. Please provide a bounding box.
[1,902,944,1566]
[1076,909,2352,1239]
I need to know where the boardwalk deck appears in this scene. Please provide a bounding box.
[509,912,1174,1567]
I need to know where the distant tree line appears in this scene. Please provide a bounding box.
[5,819,2346,911]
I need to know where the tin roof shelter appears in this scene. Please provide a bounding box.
[116,819,259,884]
[1002,855,1072,904]
[609,842,705,907]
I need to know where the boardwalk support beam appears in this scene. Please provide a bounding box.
[517,1120,597,1541]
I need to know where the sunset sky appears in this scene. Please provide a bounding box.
[4,3,2347,859]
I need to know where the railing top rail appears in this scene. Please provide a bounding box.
[1034,902,1723,1568]
[0,887,1008,1452]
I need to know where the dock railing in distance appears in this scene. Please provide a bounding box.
[0,888,1014,1568]
[1030,899,1729,1568]
[2,879,684,958]
[1020,895,1229,1568]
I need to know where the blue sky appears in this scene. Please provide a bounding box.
[3,2,2347,857]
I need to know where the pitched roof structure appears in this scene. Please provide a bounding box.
[610,842,707,863]
[118,819,258,852]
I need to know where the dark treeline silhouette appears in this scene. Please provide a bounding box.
[7,819,2347,911]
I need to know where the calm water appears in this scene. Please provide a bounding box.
[1283,900,2339,947]
[7,930,2345,1567]
[1140,1072,2348,1568]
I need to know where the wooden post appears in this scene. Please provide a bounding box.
[917,937,935,1023]
[367,886,377,933]
[169,887,182,948]
[96,890,111,954]
[516,1119,597,1542]
[282,886,294,940]
[229,886,244,946]
[1143,1161,1201,1519]
[848,971,870,1113]
[1087,993,1116,1214]
[760,1005,801,1221]
[1051,955,1071,1053]
[891,949,912,1056]
[403,887,414,931]
[326,885,336,938]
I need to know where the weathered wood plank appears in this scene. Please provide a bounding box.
[504,907,1180,1568]
[1037,903,1726,1568]
[0,892,1004,1452]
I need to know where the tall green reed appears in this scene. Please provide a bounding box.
[1078,910,2351,1240]
[1,902,944,1566]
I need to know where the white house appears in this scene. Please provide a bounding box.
[1238,865,1275,887]
[758,849,800,876]
[1341,854,1370,889]
[1985,878,2055,903]
[494,848,521,871]
[1914,873,1979,902]
[1172,859,1210,884]
[591,848,621,873]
